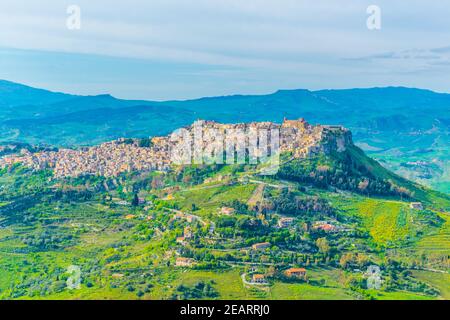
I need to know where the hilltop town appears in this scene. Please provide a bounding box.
[0,118,351,178]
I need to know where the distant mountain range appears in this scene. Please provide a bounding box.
[0,80,448,193]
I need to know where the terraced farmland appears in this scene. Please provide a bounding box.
[417,213,450,254]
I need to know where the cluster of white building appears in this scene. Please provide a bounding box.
[0,119,351,178]
[0,138,171,178]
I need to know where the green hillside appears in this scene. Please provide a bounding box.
[0,141,448,300]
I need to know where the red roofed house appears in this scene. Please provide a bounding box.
[176,237,187,246]
[252,274,267,284]
[220,207,235,215]
[252,242,271,251]
[314,223,336,232]
[285,268,307,279]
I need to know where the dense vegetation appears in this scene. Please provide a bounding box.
[278,147,415,199]
[0,143,448,300]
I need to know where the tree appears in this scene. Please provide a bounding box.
[183,175,192,184]
[358,179,369,195]
[339,253,354,269]
[151,176,164,189]
[132,193,139,207]
[356,253,369,267]
[316,237,330,255]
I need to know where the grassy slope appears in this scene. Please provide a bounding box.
[176,184,257,212]
[348,146,450,209]
[269,283,353,300]
[411,270,450,300]
[417,212,450,253]
[0,153,449,300]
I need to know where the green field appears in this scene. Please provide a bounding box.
[417,213,450,254]
[269,283,353,300]
[356,199,412,246]
[411,270,450,300]
[177,184,257,212]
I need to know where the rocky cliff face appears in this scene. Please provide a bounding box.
[280,118,353,158]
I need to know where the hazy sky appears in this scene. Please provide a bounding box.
[1,0,450,100]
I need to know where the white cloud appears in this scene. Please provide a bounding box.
[1,0,450,98]
[2,0,448,62]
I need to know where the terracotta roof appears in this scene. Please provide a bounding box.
[286,268,306,273]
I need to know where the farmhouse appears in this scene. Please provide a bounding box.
[285,268,307,279]
[176,237,187,246]
[312,221,338,232]
[252,274,267,284]
[278,217,295,228]
[410,202,423,210]
[252,242,271,250]
[313,223,336,232]
[220,207,235,215]
[175,257,195,267]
